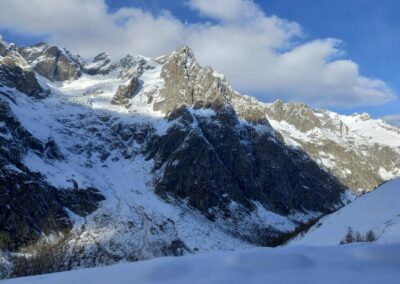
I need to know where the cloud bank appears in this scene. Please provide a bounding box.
[0,0,395,107]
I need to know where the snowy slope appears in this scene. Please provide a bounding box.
[5,59,254,255]
[4,243,400,284]
[291,178,400,245]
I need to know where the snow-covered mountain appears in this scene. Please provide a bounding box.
[228,96,400,193]
[1,36,400,278]
[291,177,400,246]
[264,101,400,192]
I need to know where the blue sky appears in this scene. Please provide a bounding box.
[1,0,399,119]
[264,0,400,117]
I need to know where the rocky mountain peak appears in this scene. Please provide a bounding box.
[153,45,228,114]
[273,99,284,107]
[0,36,7,57]
[18,43,81,82]
[352,112,372,121]
[172,45,196,61]
[147,46,272,126]
[93,51,109,62]
[82,51,114,76]
[0,38,20,59]
[0,53,47,98]
[163,45,200,79]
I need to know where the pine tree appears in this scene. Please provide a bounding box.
[365,230,376,242]
[343,227,355,244]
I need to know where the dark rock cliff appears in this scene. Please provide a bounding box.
[0,90,104,251]
[146,47,346,227]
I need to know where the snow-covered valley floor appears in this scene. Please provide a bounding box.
[3,243,400,284]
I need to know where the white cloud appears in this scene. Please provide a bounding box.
[187,0,262,22]
[0,0,395,107]
[382,114,400,127]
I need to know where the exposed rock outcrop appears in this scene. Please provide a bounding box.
[0,37,7,57]
[154,46,269,126]
[154,46,228,114]
[82,52,115,75]
[18,44,81,81]
[0,56,47,98]
[0,98,104,251]
[111,76,140,105]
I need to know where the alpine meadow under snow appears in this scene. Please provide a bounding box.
[1,0,400,282]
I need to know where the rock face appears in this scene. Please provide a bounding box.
[111,76,140,105]
[111,56,152,105]
[82,52,114,75]
[154,46,269,126]
[0,98,104,251]
[154,46,228,114]
[0,38,7,57]
[18,43,81,81]
[1,38,400,278]
[148,107,344,218]
[0,56,47,98]
[147,47,345,226]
